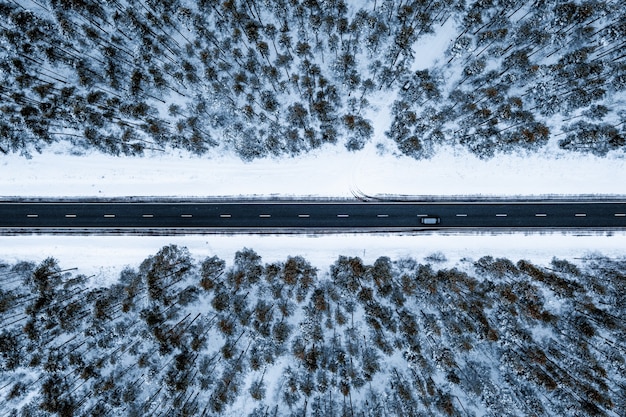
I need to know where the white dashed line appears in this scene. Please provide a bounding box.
[259,214,271,218]
[220,214,231,218]
[298,214,310,218]
[417,214,427,217]
[337,214,349,218]
[575,213,586,217]
[103,214,116,218]
[180,214,193,218]
[456,214,467,217]
[142,214,154,218]
[535,213,547,217]
[26,214,38,218]
[65,214,77,218]
[615,213,626,217]
[377,214,389,218]
[495,214,507,217]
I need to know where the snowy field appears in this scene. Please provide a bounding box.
[2,140,625,199]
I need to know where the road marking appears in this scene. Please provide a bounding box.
[575,213,586,217]
[65,214,77,218]
[26,214,38,218]
[180,214,193,218]
[298,214,310,218]
[142,214,154,218]
[377,214,389,218]
[456,214,467,217]
[259,214,271,218]
[535,213,547,217]
[496,214,507,217]
[103,214,116,218]
[417,214,427,217]
[220,214,231,218]
[337,214,349,218]
[615,213,626,217]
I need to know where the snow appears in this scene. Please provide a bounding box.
[0,144,358,199]
[411,18,457,71]
[1,231,624,288]
[2,0,624,201]
[1,139,624,199]
[354,142,626,198]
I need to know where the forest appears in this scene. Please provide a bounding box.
[1,246,625,416]
[0,0,624,159]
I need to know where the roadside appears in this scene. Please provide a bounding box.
[1,231,624,288]
[2,142,625,200]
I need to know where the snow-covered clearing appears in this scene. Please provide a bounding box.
[1,140,624,199]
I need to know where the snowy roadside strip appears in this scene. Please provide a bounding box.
[0,228,623,236]
[351,193,626,203]
[1,195,626,203]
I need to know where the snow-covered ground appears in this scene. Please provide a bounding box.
[1,232,623,288]
[1,140,624,199]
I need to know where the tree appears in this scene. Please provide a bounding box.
[249,376,266,400]
[140,245,193,305]
[0,331,21,371]
[287,102,308,129]
[282,255,317,301]
[361,346,380,381]
[39,373,75,416]
[119,267,142,312]
[228,248,263,289]
[282,366,301,408]
[371,256,393,297]
[331,256,366,293]
[200,255,225,291]
[24,257,62,298]
[559,121,624,155]
[273,320,292,345]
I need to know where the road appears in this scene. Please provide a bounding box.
[1,201,625,231]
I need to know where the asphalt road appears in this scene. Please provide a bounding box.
[1,201,625,231]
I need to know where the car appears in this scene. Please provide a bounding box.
[420,216,440,225]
